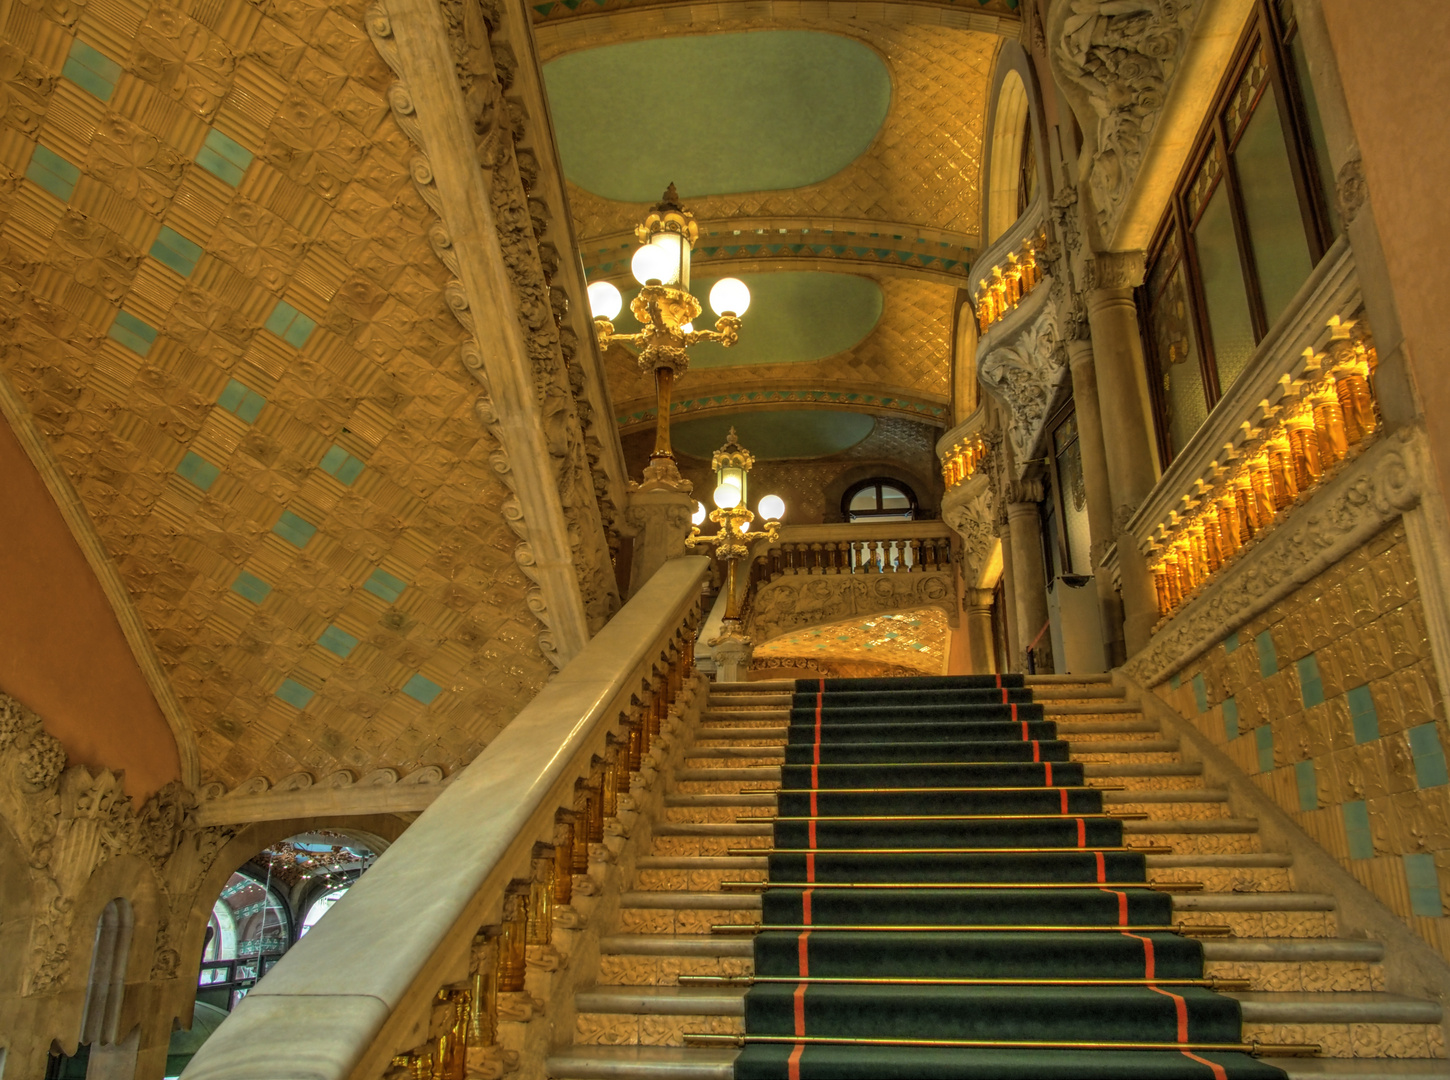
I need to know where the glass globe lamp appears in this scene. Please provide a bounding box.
[587,281,622,321]
[758,494,785,523]
[709,277,751,317]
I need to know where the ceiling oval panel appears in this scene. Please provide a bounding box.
[611,272,885,368]
[544,31,891,202]
[673,410,876,461]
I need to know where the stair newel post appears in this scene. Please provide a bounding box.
[626,699,644,772]
[498,885,530,992]
[467,935,498,1049]
[810,541,824,573]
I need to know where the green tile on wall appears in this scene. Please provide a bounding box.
[1223,697,1239,742]
[1405,853,1443,917]
[217,379,266,423]
[402,673,442,705]
[1348,684,1379,744]
[364,568,407,603]
[1297,653,1325,708]
[150,226,203,276]
[1256,630,1278,678]
[196,128,253,186]
[318,625,359,659]
[1224,631,1240,655]
[1343,800,1373,860]
[176,450,220,491]
[108,310,157,356]
[231,570,271,604]
[319,444,364,485]
[272,510,317,548]
[1409,722,1449,788]
[1295,759,1317,811]
[264,300,316,348]
[26,144,80,201]
[1169,672,1181,690]
[1191,673,1207,714]
[275,678,315,710]
[62,39,122,101]
[1255,725,1274,773]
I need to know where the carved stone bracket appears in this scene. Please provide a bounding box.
[977,279,1068,473]
[941,472,999,588]
[1124,428,1425,687]
[366,0,620,667]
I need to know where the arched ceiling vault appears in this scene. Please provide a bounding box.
[538,9,1010,435]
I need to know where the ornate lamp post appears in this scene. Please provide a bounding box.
[686,429,785,680]
[587,185,752,487]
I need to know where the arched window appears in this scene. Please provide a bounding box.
[81,898,134,1048]
[298,886,350,937]
[987,69,1032,244]
[843,478,917,522]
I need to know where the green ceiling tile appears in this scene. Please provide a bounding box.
[402,673,442,705]
[1297,653,1325,708]
[196,128,253,186]
[1343,800,1373,859]
[231,570,272,604]
[273,509,317,548]
[1224,630,1240,654]
[1222,696,1239,741]
[1255,724,1274,773]
[62,40,122,101]
[319,444,364,485]
[364,568,407,603]
[1191,672,1207,714]
[1409,722,1449,788]
[1255,630,1278,678]
[217,378,266,424]
[264,300,317,348]
[108,310,158,356]
[150,226,203,277]
[317,624,359,659]
[1405,853,1443,917]
[275,678,315,710]
[1348,684,1379,744]
[1294,759,1317,811]
[176,451,220,491]
[27,144,80,201]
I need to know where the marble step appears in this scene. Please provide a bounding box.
[660,790,1229,809]
[601,934,752,957]
[701,703,1146,720]
[544,1048,1450,1080]
[672,762,1204,782]
[619,890,1335,914]
[653,818,1257,838]
[709,675,1117,690]
[682,739,1181,761]
[635,853,1292,872]
[694,719,1162,740]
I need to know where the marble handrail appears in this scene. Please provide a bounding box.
[182,555,711,1080]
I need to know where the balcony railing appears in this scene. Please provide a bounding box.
[970,196,1049,336]
[937,406,991,491]
[748,521,956,583]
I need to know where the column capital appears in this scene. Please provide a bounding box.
[1087,250,1146,291]
[1065,337,1096,372]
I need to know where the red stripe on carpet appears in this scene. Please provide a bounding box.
[996,674,1002,688]
[793,982,808,1036]
[1032,741,1041,762]
[1012,703,1019,724]
[806,852,815,882]
[810,789,818,816]
[802,889,813,925]
[1044,761,1053,786]
[1180,1050,1228,1079]
[1002,687,1009,704]
[798,930,811,977]
[1077,818,1086,847]
[787,1043,805,1080]
[1121,931,1156,978]
[1150,985,1190,1042]
[1060,788,1069,814]
[808,819,817,848]
[1094,850,1106,881]
[1100,887,1129,924]
[1021,719,1029,741]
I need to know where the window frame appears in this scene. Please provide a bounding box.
[1140,0,1336,466]
[842,477,918,521]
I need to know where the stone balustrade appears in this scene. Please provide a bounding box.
[938,405,992,491]
[971,200,1048,335]
[182,557,711,1080]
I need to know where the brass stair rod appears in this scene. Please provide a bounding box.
[683,1034,1319,1057]
[729,845,1174,855]
[740,813,1148,822]
[719,880,1204,892]
[677,975,1250,989]
[711,922,1234,936]
[748,785,1128,793]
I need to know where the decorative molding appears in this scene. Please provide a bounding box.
[194,767,449,826]
[941,472,998,586]
[1087,249,1146,291]
[1124,428,1425,687]
[616,389,949,432]
[366,0,621,666]
[0,374,201,789]
[1337,155,1368,227]
[749,570,958,645]
[1051,0,1203,242]
[976,278,1067,470]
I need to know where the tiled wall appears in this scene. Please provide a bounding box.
[1155,520,1450,958]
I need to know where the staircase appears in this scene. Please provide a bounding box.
[546,675,1449,1079]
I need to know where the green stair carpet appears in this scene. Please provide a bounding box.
[733,674,1287,1080]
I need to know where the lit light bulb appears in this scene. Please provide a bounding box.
[758,494,785,522]
[691,502,706,526]
[713,482,742,509]
[680,323,694,334]
[709,277,751,316]
[632,244,675,286]
[739,518,750,533]
[587,280,622,321]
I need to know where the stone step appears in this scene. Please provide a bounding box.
[601,934,752,957]
[1124,818,1258,834]
[682,740,1181,761]
[1203,939,1384,963]
[544,1049,1450,1080]
[619,890,1335,915]
[1103,789,1229,804]
[673,762,1206,783]
[1230,993,1442,1026]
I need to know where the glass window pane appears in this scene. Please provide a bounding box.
[1055,436,1092,575]
[849,488,878,511]
[1289,33,1340,237]
[879,486,911,510]
[1234,83,1315,328]
[1149,258,1209,457]
[1194,184,1257,393]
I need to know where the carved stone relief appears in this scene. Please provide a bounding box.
[748,572,958,645]
[977,283,1067,470]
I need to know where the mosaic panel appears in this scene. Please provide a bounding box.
[0,0,553,786]
[754,609,948,674]
[1156,521,1450,959]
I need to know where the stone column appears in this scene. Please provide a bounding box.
[1086,252,1160,657]
[996,520,1021,665]
[965,588,996,675]
[623,467,695,598]
[1065,337,1127,666]
[1007,499,1050,672]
